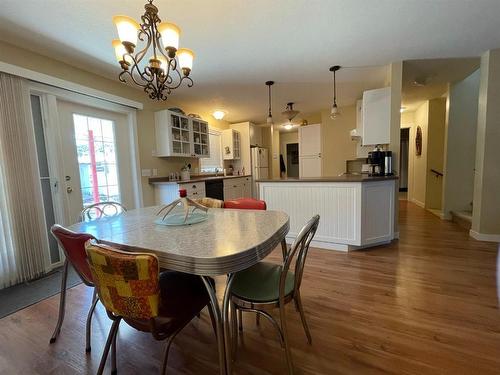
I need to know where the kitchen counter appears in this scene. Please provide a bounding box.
[258,176,397,251]
[257,175,398,183]
[149,174,252,185]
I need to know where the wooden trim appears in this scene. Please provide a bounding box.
[0,61,143,110]
[469,230,500,242]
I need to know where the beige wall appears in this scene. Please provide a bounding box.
[0,40,230,206]
[425,98,446,209]
[442,70,480,217]
[317,106,357,176]
[472,48,500,236]
[407,98,446,210]
[410,101,429,207]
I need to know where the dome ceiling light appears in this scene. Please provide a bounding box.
[212,110,227,120]
[281,102,300,130]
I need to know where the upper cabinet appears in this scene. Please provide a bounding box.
[361,87,391,146]
[155,109,210,158]
[222,129,241,160]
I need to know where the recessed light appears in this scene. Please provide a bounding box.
[212,110,226,120]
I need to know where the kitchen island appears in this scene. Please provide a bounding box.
[257,175,398,251]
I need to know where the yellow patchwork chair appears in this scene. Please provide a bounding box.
[85,240,216,375]
[192,197,224,208]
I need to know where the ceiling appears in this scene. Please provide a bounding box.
[402,58,480,111]
[1,0,499,123]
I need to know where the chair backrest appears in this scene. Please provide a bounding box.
[51,224,96,285]
[193,197,224,208]
[80,201,127,222]
[280,215,320,297]
[224,198,267,210]
[85,240,160,320]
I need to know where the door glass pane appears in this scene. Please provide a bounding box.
[72,114,121,207]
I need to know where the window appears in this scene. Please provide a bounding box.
[73,114,121,206]
[200,130,223,172]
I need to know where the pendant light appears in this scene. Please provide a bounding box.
[329,65,341,119]
[266,81,274,124]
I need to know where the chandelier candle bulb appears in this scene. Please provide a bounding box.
[158,22,181,55]
[112,39,130,66]
[113,15,140,50]
[177,48,194,75]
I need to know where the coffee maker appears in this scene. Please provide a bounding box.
[367,146,393,176]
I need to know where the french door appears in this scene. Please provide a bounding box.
[57,100,136,224]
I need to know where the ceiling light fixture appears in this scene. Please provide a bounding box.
[212,110,226,120]
[266,81,274,125]
[112,0,194,101]
[329,65,341,119]
[281,102,299,121]
[281,102,299,130]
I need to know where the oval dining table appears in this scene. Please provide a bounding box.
[69,205,290,375]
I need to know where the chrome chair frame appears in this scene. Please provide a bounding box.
[230,215,320,374]
[49,226,98,353]
[80,201,127,222]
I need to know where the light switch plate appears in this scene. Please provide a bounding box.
[141,169,152,177]
[152,168,158,176]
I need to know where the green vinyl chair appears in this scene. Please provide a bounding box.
[229,215,320,374]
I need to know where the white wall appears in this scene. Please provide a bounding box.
[442,70,480,217]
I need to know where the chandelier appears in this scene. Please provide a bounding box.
[112,0,195,100]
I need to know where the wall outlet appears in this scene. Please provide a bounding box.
[141,169,152,177]
[152,168,158,176]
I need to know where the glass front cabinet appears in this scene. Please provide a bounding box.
[155,110,210,158]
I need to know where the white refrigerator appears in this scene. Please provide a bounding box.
[251,147,269,198]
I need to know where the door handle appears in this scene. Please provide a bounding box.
[66,186,73,193]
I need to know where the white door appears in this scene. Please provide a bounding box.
[57,100,136,223]
[299,124,322,177]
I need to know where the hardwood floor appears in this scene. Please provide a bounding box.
[0,201,499,374]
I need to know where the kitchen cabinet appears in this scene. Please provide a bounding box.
[222,129,241,160]
[154,181,206,205]
[242,176,252,197]
[223,177,251,200]
[155,109,210,158]
[250,124,262,146]
[179,181,206,199]
[361,87,391,146]
[299,124,322,178]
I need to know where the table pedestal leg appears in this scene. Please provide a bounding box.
[201,276,227,375]
[222,274,236,374]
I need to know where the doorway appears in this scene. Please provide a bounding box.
[286,143,299,178]
[400,128,410,200]
[57,100,137,224]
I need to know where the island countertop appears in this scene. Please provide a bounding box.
[149,174,252,185]
[256,175,398,183]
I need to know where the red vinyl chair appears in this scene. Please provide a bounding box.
[223,198,267,210]
[50,225,98,353]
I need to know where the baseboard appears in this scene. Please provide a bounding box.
[469,230,500,243]
[410,198,425,208]
[393,231,400,239]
